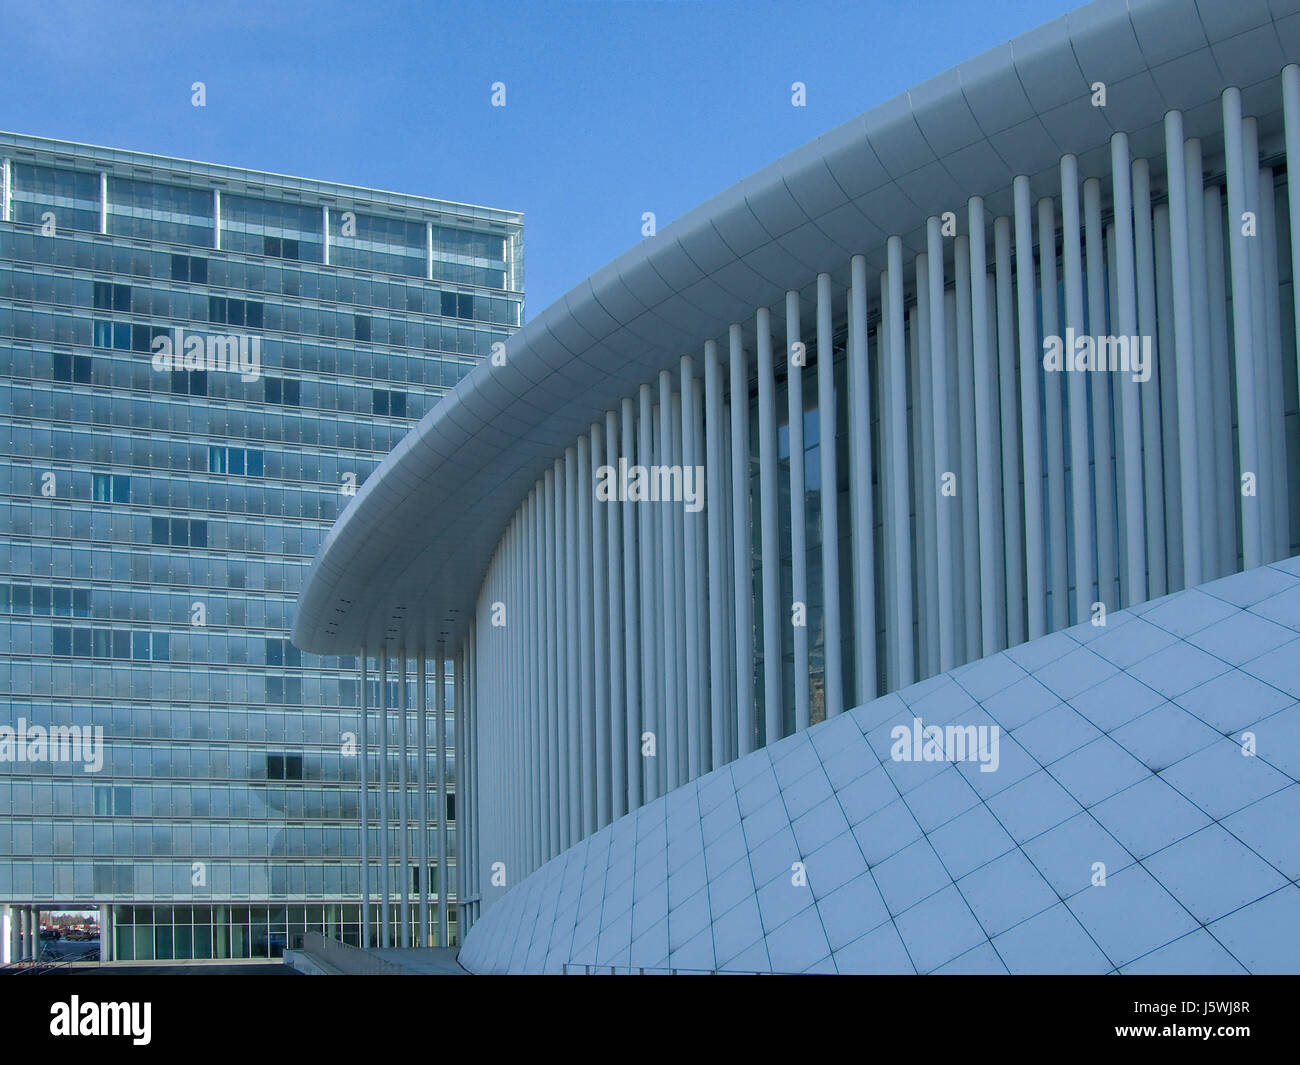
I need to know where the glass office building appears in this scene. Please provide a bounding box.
[0,133,522,960]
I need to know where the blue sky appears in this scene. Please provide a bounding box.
[3,0,1078,319]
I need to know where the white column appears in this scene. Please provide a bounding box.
[994,216,1024,645]
[1084,177,1118,612]
[1244,118,1274,562]
[969,199,1000,652]
[757,308,783,742]
[927,220,956,670]
[1038,195,1069,630]
[544,465,562,852]
[359,651,371,948]
[817,273,844,715]
[658,372,681,788]
[1132,158,1167,598]
[435,648,448,948]
[591,423,610,820]
[378,653,390,948]
[953,235,980,657]
[729,325,755,754]
[1013,178,1046,639]
[1204,185,1237,575]
[417,655,430,947]
[886,240,914,685]
[847,259,877,705]
[396,651,410,948]
[1061,155,1095,623]
[1153,204,1185,589]
[453,652,465,942]
[637,385,660,799]
[621,396,643,803]
[705,342,729,765]
[681,357,704,777]
[914,253,939,676]
[577,433,597,834]
[605,410,626,820]
[1111,133,1147,606]
[1186,138,1220,574]
[671,389,689,779]
[1170,107,1209,581]
[787,293,814,712]
[563,447,581,837]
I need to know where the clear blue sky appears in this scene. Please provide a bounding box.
[2,0,1078,319]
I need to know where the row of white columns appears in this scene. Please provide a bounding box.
[3,905,44,963]
[457,70,1300,907]
[356,648,455,949]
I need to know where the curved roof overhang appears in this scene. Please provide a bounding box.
[293,0,1300,655]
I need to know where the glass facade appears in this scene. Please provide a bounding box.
[0,133,522,957]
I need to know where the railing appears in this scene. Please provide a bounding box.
[561,963,768,975]
[298,932,405,975]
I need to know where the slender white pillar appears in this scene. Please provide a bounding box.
[704,343,728,766]
[637,385,660,799]
[1186,138,1219,574]
[544,464,562,851]
[435,648,448,948]
[1169,107,1208,582]
[681,356,704,777]
[576,434,595,834]
[784,297,809,729]
[954,236,979,658]
[816,274,844,715]
[1083,176,1117,613]
[417,655,430,947]
[1061,155,1095,623]
[969,199,1000,653]
[729,324,756,754]
[590,429,608,827]
[994,216,1024,645]
[880,277,899,686]
[359,651,371,948]
[1132,158,1167,598]
[1038,195,1069,631]
[605,409,625,820]
[1204,185,1237,575]
[657,372,681,789]
[563,446,582,836]
[886,240,914,686]
[453,652,466,942]
[1153,205,1185,588]
[756,307,782,742]
[915,253,939,674]
[1244,118,1274,561]
[1014,178,1046,640]
[927,219,956,670]
[378,653,390,948]
[396,651,410,948]
[1111,133,1147,607]
[671,389,689,778]
[621,395,643,803]
[847,258,876,706]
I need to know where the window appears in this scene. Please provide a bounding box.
[264,236,300,260]
[264,377,299,406]
[150,517,207,546]
[171,254,208,283]
[209,445,263,476]
[354,315,370,342]
[92,473,130,503]
[52,352,91,383]
[440,291,456,318]
[266,754,302,780]
[372,388,406,417]
[92,281,130,311]
[372,389,389,416]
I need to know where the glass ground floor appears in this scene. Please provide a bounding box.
[108,901,458,960]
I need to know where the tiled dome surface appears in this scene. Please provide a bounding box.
[460,558,1300,973]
